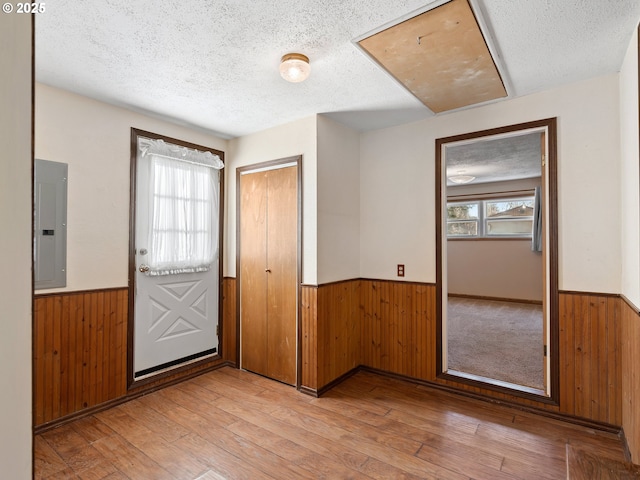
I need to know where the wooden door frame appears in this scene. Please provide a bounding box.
[435,118,559,405]
[127,128,225,389]
[236,156,303,388]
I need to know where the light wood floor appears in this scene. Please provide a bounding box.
[35,366,628,480]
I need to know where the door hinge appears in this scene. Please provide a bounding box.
[216,325,219,336]
[544,344,547,357]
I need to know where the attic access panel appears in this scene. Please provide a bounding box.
[358,0,507,113]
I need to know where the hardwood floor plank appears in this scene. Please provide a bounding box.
[145,394,319,480]
[224,418,372,479]
[151,386,238,429]
[265,402,466,479]
[359,457,428,480]
[69,416,117,444]
[35,367,631,480]
[212,394,373,473]
[91,434,174,480]
[308,394,392,425]
[475,423,566,460]
[264,389,424,455]
[43,467,80,480]
[34,435,68,479]
[500,455,565,480]
[94,403,152,439]
[133,437,210,480]
[566,444,640,479]
[339,377,514,433]
[94,472,128,480]
[41,425,118,479]
[174,433,277,480]
[415,443,514,480]
[117,397,192,443]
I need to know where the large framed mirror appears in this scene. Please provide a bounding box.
[436,118,558,403]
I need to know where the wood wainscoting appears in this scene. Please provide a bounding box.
[622,296,640,463]
[317,280,360,389]
[300,281,360,392]
[34,279,238,430]
[360,280,435,379]
[300,285,318,391]
[299,280,626,429]
[35,279,629,436]
[558,292,622,425]
[34,288,128,427]
[222,277,237,366]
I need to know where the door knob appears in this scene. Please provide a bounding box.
[139,264,150,273]
[265,269,271,273]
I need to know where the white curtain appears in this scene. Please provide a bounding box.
[139,138,223,276]
[531,186,543,252]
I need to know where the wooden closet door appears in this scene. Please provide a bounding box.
[239,165,297,386]
[239,171,268,376]
[266,166,297,385]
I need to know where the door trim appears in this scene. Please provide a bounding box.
[435,118,559,405]
[236,156,303,388]
[127,128,225,389]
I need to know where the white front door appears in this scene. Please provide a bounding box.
[133,134,220,378]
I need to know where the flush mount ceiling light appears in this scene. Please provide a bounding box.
[448,171,476,184]
[279,53,310,83]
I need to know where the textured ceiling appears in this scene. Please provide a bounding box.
[35,1,640,139]
[445,132,542,185]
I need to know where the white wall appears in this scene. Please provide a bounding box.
[361,74,622,293]
[360,120,435,281]
[35,84,228,292]
[620,27,640,308]
[317,116,360,284]
[448,240,543,301]
[447,178,542,301]
[0,14,33,479]
[227,116,317,284]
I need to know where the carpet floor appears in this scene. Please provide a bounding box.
[447,297,544,390]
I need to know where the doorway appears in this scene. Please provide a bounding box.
[237,157,301,386]
[436,118,559,402]
[129,128,225,383]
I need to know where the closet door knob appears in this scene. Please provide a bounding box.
[265,269,271,273]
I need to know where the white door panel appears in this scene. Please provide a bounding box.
[135,271,218,373]
[133,134,220,377]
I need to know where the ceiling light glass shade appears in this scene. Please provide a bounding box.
[280,53,310,83]
[448,174,476,184]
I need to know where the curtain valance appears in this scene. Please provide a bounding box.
[139,138,223,169]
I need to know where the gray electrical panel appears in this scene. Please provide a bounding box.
[34,159,67,289]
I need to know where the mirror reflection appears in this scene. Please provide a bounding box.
[444,131,546,392]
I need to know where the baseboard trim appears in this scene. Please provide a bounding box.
[299,367,361,398]
[318,367,360,397]
[621,427,633,463]
[34,361,235,434]
[298,385,319,397]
